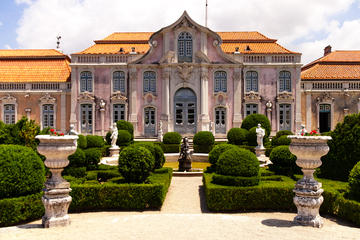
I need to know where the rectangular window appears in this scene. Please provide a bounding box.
[113,104,125,122]
[279,104,291,131]
[246,104,258,116]
[42,104,54,128]
[4,104,15,124]
[80,104,92,134]
[113,71,125,92]
[143,71,156,94]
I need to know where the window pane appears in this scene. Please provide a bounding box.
[80,71,92,92]
[246,71,258,92]
[279,71,291,92]
[214,71,227,92]
[178,32,192,63]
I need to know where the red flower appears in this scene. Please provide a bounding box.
[54,132,57,135]
[60,133,64,136]
[50,129,55,132]
[310,130,318,135]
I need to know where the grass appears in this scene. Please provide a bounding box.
[164,162,210,169]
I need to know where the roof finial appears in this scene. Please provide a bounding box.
[205,0,208,27]
[56,34,61,49]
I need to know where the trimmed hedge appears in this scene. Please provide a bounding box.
[193,131,215,153]
[68,148,86,167]
[77,134,87,149]
[271,135,291,146]
[86,135,105,148]
[212,173,260,187]
[269,146,300,177]
[349,161,360,201]
[227,128,248,145]
[118,146,155,183]
[241,113,271,137]
[116,120,134,141]
[0,145,45,199]
[161,143,180,153]
[134,142,165,169]
[163,132,182,144]
[208,144,237,167]
[84,148,102,170]
[63,167,87,178]
[117,130,132,146]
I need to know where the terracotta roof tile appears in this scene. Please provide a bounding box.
[0,49,65,58]
[78,43,149,55]
[221,42,294,54]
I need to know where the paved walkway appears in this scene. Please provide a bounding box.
[1,176,360,240]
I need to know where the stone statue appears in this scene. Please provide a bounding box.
[256,123,265,150]
[298,124,307,136]
[68,124,78,135]
[110,123,118,147]
[178,137,192,172]
[158,121,163,142]
[99,99,106,110]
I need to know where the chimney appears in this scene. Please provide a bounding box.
[324,45,332,56]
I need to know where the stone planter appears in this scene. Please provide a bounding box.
[288,135,331,228]
[36,135,78,228]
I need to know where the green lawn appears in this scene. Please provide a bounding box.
[164,162,210,169]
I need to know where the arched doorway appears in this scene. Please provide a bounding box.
[174,88,197,134]
[319,104,331,133]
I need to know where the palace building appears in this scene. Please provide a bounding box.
[70,11,302,137]
[0,49,71,131]
[301,46,360,133]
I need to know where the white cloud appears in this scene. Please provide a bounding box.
[0,21,3,27]
[15,0,358,64]
[4,44,12,49]
[15,0,33,5]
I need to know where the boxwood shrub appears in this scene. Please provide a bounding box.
[77,134,87,149]
[161,143,180,153]
[116,120,134,141]
[118,146,155,183]
[163,132,182,144]
[227,128,248,145]
[68,148,86,167]
[63,167,87,178]
[208,144,237,169]
[349,161,360,201]
[272,135,291,147]
[84,148,102,170]
[117,130,132,146]
[0,145,45,199]
[86,135,105,148]
[269,146,300,177]
[246,127,257,146]
[193,131,215,153]
[241,113,271,137]
[134,142,165,169]
[212,173,260,187]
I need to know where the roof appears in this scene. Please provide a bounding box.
[0,49,71,83]
[75,31,297,55]
[301,51,360,80]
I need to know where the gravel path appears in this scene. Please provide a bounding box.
[1,176,359,240]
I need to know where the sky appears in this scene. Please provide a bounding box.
[0,0,360,64]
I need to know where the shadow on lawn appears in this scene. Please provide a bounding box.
[17,223,43,229]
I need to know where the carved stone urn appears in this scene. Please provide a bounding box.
[36,135,78,228]
[288,135,331,228]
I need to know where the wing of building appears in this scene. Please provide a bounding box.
[0,49,71,131]
[301,46,360,133]
[70,11,302,137]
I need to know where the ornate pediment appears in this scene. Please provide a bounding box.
[175,17,195,30]
[78,91,95,102]
[39,93,56,104]
[244,91,261,101]
[0,94,17,104]
[277,91,294,101]
[317,92,334,103]
[177,63,193,82]
[111,92,127,104]
[160,51,175,64]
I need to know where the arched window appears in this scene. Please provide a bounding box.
[113,71,125,92]
[178,32,192,63]
[279,71,291,92]
[80,71,93,92]
[214,71,227,92]
[143,71,156,93]
[246,71,258,92]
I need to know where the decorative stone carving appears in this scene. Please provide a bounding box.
[151,40,158,48]
[277,91,294,101]
[68,124,78,135]
[158,121,163,142]
[111,92,127,104]
[143,92,157,104]
[244,91,261,101]
[214,92,228,105]
[213,40,219,47]
[256,124,265,150]
[77,91,95,102]
[316,92,334,103]
[160,51,175,64]
[0,94,17,104]
[99,99,106,110]
[39,93,56,104]
[195,51,210,63]
[35,135,78,228]
[288,135,332,228]
[177,64,193,82]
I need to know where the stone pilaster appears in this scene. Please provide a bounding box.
[295,67,302,132]
[60,93,66,132]
[305,91,312,132]
[232,68,242,127]
[129,68,138,136]
[199,67,210,131]
[161,68,170,133]
[69,67,78,131]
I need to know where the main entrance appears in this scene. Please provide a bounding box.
[319,104,331,133]
[174,88,197,134]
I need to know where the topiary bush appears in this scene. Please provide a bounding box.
[269,145,300,177]
[0,145,45,199]
[348,161,360,201]
[163,132,182,144]
[77,135,87,149]
[272,135,291,147]
[208,144,237,167]
[105,131,111,145]
[227,128,248,145]
[246,127,257,146]
[161,143,180,153]
[241,113,271,137]
[135,142,165,169]
[320,113,360,181]
[216,148,259,177]
[86,135,105,148]
[116,130,132,146]
[116,120,134,141]
[84,148,102,170]
[193,131,215,153]
[68,148,86,167]
[118,145,155,183]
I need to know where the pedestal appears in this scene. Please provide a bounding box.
[109,145,120,157]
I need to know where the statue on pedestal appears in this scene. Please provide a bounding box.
[158,121,163,142]
[68,124,78,135]
[298,124,307,136]
[110,123,118,147]
[178,137,192,172]
[256,123,265,150]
